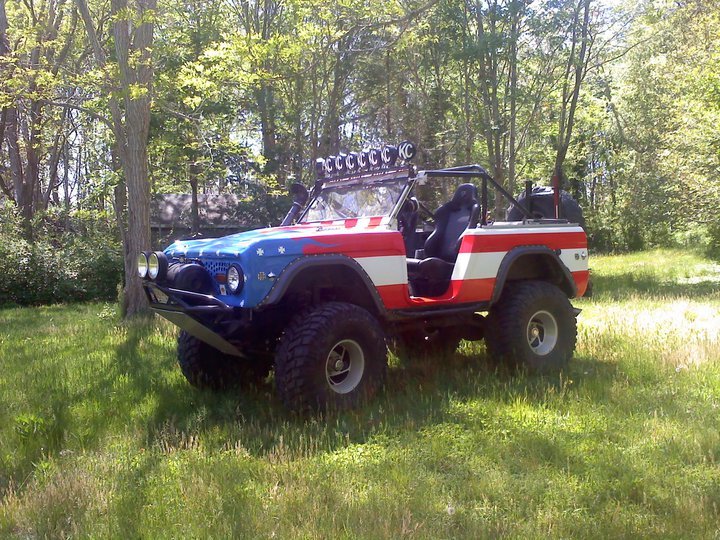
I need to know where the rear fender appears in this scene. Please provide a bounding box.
[492,246,577,303]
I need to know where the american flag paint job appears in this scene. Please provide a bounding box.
[164,218,587,310]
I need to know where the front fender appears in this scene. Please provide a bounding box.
[257,254,388,316]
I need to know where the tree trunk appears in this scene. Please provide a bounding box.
[189,161,200,235]
[76,0,155,317]
[257,84,278,173]
[508,3,519,199]
[553,0,591,188]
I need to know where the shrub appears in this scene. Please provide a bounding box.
[707,222,720,260]
[0,205,124,306]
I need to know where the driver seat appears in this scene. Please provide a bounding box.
[406,184,480,296]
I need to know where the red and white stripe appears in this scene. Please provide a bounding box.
[300,221,589,310]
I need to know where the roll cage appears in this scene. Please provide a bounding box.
[298,164,538,227]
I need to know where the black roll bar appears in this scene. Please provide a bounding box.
[423,164,534,225]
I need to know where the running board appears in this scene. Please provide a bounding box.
[153,308,245,357]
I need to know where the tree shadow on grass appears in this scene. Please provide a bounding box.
[591,271,720,301]
[106,317,712,467]
[124,333,631,461]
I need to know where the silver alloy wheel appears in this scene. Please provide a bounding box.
[325,339,365,394]
[526,310,559,356]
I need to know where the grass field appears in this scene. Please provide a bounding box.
[1,249,719,538]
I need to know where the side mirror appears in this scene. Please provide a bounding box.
[289,183,309,206]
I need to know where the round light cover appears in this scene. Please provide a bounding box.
[137,252,149,278]
[381,145,398,166]
[325,156,336,175]
[335,153,347,173]
[227,265,243,294]
[398,140,416,161]
[345,152,358,171]
[315,158,326,178]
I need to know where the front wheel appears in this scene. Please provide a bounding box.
[485,281,577,373]
[177,331,270,390]
[274,302,388,411]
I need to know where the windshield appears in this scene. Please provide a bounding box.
[301,180,406,222]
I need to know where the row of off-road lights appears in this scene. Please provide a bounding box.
[315,141,416,178]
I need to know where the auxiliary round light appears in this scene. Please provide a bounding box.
[325,156,336,175]
[335,153,347,173]
[315,158,326,178]
[398,140,416,161]
[381,145,398,166]
[345,152,358,171]
[368,148,382,168]
[227,265,243,294]
[137,252,149,279]
[148,251,168,281]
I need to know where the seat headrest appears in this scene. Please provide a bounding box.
[448,183,478,210]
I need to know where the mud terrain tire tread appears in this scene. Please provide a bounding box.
[485,280,577,373]
[274,302,387,412]
[177,331,268,390]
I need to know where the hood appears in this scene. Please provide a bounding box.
[164,223,325,260]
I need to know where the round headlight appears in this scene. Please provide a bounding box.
[148,252,168,281]
[137,252,149,279]
[148,253,159,280]
[227,265,243,294]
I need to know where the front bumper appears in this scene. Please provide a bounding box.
[143,282,250,357]
[144,282,236,314]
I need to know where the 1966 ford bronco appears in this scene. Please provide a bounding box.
[138,141,588,411]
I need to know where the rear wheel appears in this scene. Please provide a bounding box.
[274,302,387,411]
[485,281,576,372]
[177,331,269,390]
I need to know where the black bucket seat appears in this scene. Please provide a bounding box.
[406,183,480,296]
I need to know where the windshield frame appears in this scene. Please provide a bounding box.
[298,171,414,224]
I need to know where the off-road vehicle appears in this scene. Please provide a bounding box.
[138,141,589,411]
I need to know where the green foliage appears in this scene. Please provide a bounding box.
[0,205,123,306]
[1,250,720,537]
[706,222,720,260]
[2,0,720,266]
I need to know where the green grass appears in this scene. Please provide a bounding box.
[1,248,719,538]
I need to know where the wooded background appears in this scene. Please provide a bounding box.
[1,0,719,314]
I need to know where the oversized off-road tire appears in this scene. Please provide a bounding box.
[177,331,269,390]
[392,329,461,361]
[274,302,388,411]
[485,281,577,373]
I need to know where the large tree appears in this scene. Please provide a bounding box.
[76,0,155,316]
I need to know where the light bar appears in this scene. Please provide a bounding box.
[314,141,416,179]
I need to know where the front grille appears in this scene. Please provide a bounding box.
[202,259,230,278]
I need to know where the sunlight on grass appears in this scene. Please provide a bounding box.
[1,249,719,538]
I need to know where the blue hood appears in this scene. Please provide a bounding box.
[164,225,317,260]
[163,224,332,308]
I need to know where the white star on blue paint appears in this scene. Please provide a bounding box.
[257,248,264,256]
[278,246,286,254]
